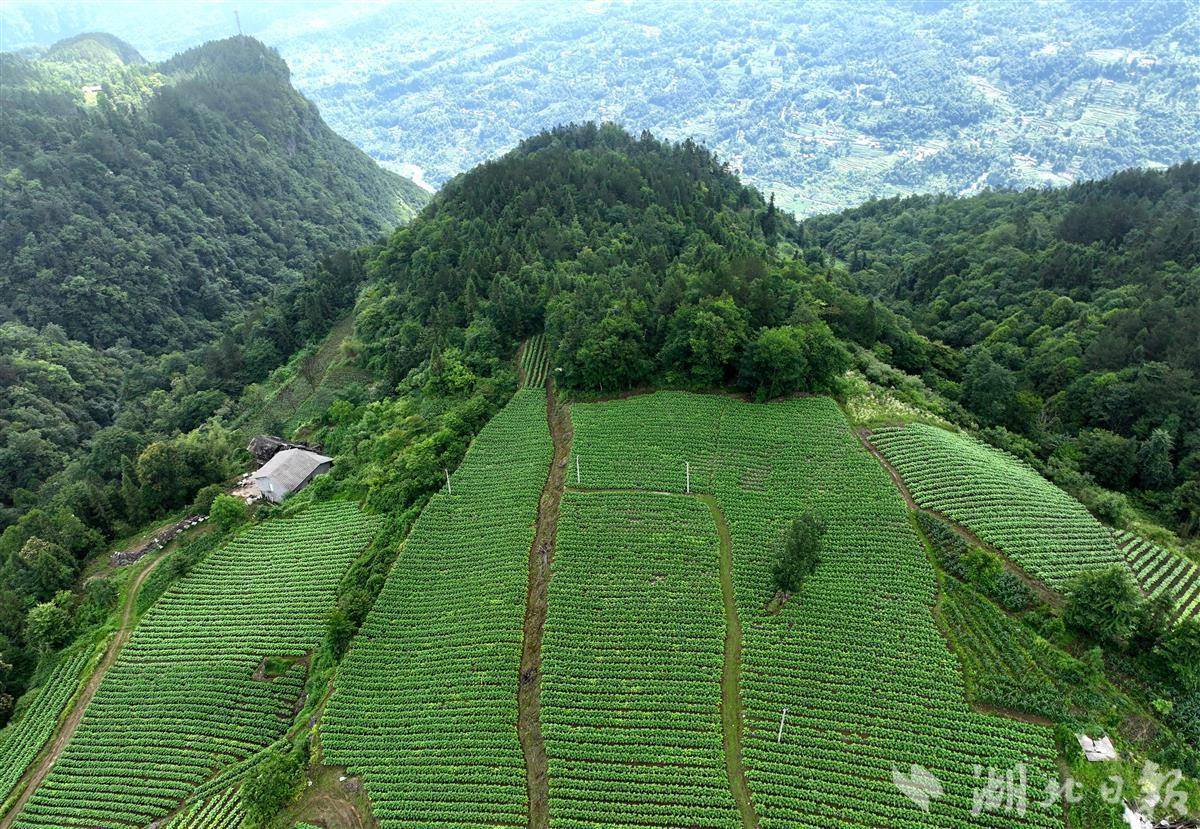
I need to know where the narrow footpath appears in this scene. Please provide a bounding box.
[699,494,760,829]
[2,552,167,827]
[517,379,571,829]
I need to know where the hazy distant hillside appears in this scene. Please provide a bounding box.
[7,1,1196,215]
[275,0,1200,215]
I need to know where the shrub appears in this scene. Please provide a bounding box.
[993,571,1034,612]
[772,513,826,593]
[209,493,247,532]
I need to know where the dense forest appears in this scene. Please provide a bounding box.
[0,34,428,524]
[806,163,1200,540]
[0,34,430,714]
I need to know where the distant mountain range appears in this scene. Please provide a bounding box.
[5,1,1197,216]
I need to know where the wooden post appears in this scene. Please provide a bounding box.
[575,455,580,485]
[777,706,787,743]
[445,467,452,496]
[686,461,691,494]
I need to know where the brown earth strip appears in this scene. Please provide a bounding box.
[517,376,572,829]
[1,552,168,826]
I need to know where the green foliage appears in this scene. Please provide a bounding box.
[0,644,90,803]
[356,124,870,398]
[208,494,247,533]
[543,492,736,823]
[739,322,850,401]
[241,747,306,827]
[877,424,1123,590]
[13,502,380,828]
[1154,620,1200,693]
[189,484,225,517]
[569,392,1061,827]
[772,513,825,593]
[811,162,1200,536]
[23,599,72,653]
[915,511,1034,611]
[77,577,118,628]
[1064,567,1145,648]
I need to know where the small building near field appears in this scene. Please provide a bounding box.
[252,448,332,504]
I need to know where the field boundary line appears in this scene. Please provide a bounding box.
[517,377,571,829]
[1,551,168,826]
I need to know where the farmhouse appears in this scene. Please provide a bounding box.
[252,448,333,503]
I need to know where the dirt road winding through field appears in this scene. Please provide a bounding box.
[1,552,166,827]
[517,379,571,829]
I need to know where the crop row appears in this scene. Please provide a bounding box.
[165,785,245,829]
[1114,530,1200,624]
[320,389,551,827]
[13,501,380,828]
[870,423,1124,591]
[542,490,739,827]
[520,333,551,388]
[0,644,92,803]
[571,393,1061,828]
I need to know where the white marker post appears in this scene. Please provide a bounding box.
[685,461,691,494]
[575,455,581,485]
[777,706,788,743]
[445,467,452,496]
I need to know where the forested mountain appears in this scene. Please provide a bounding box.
[1,34,427,350]
[0,34,428,531]
[6,2,1196,216]
[804,163,1200,535]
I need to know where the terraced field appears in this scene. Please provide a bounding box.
[164,787,245,829]
[869,423,1124,591]
[9,502,380,829]
[571,392,1061,828]
[0,646,92,805]
[1114,530,1200,624]
[520,334,551,388]
[542,491,738,826]
[321,389,551,827]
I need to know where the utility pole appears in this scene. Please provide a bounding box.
[234,10,243,35]
[777,706,788,743]
[445,467,452,496]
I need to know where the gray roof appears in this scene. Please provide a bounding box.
[252,448,332,493]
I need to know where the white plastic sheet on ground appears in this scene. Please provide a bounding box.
[1077,733,1118,761]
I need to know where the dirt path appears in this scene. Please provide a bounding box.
[1,553,167,827]
[517,378,571,829]
[699,495,760,829]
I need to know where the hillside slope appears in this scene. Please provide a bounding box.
[805,163,1200,539]
[273,0,1199,216]
[1,34,427,352]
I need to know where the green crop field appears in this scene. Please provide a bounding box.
[320,389,550,827]
[542,490,738,826]
[571,392,1061,828]
[11,502,380,829]
[520,334,551,388]
[164,786,245,829]
[870,423,1124,591]
[0,645,92,804]
[1114,530,1200,624]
